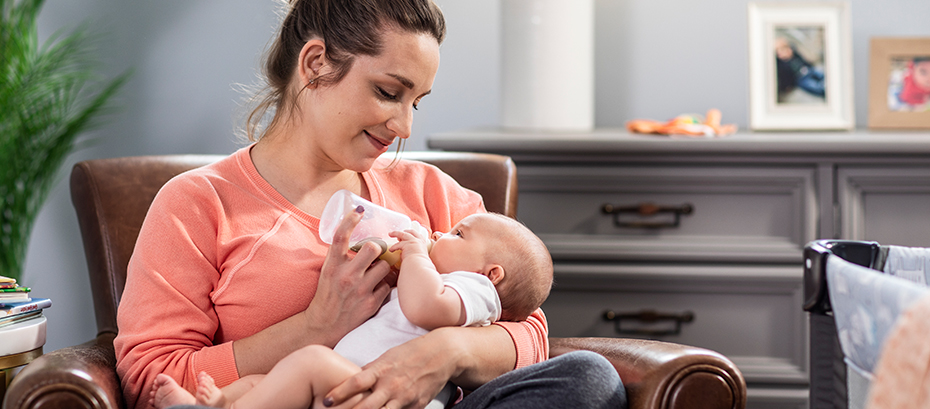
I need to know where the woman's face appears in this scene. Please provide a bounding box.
[304,28,440,173]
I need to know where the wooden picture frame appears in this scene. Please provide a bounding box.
[868,38,930,129]
[748,2,854,131]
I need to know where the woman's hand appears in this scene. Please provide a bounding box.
[233,206,394,376]
[324,326,517,409]
[324,329,458,409]
[305,206,394,345]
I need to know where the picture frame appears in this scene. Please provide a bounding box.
[868,38,930,129]
[748,2,854,131]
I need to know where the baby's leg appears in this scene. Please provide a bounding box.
[195,372,265,408]
[231,345,368,409]
[150,373,196,409]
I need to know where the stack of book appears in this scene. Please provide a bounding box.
[1,274,51,330]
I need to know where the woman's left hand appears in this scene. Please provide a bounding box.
[324,325,516,409]
[325,331,456,409]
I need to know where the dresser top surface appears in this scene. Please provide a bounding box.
[429,128,930,158]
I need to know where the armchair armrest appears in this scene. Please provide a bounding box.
[3,332,123,409]
[549,337,746,409]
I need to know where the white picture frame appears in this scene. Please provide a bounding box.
[748,2,854,131]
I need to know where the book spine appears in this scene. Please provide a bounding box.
[1,299,51,316]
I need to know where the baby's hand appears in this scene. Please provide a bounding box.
[389,228,432,260]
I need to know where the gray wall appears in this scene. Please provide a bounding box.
[26,0,930,352]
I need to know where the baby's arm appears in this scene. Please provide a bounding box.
[389,229,466,330]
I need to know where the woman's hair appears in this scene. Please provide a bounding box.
[245,0,446,141]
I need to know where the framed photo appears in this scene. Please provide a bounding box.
[748,3,854,130]
[868,38,930,129]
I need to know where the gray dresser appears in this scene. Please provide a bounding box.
[429,129,930,409]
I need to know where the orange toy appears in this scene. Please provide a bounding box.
[627,109,737,137]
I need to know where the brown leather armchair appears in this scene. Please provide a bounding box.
[3,152,746,409]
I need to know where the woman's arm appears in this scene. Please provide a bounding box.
[116,182,393,407]
[323,324,515,409]
[494,308,549,368]
[324,309,548,409]
[440,324,518,388]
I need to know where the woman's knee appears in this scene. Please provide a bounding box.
[548,350,621,388]
[458,350,627,409]
[542,351,627,408]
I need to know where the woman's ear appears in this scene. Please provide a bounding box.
[298,38,327,86]
[485,265,505,285]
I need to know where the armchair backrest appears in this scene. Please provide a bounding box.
[69,151,518,336]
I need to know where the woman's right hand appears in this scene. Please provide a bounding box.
[233,206,393,376]
[305,206,393,345]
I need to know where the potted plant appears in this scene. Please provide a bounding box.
[1,0,128,282]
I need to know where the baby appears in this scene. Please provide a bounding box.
[898,57,930,108]
[151,212,553,409]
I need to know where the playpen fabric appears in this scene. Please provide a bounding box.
[826,246,930,408]
[882,245,930,285]
[864,293,930,409]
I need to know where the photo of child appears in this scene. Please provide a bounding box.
[774,26,827,105]
[887,56,930,112]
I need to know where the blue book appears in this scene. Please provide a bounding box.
[0,298,52,317]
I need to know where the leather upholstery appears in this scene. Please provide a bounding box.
[70,155,225,336]
[549,337,745,409]
[3,151,745,409]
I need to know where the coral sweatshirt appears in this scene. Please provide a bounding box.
[114,146,549,409]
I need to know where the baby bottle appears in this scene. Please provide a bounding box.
[319,189,429,269]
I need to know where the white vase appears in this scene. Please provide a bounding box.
[501,0,595,131]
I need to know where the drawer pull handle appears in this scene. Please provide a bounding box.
[602,309,695,336]
[601,202,694,228]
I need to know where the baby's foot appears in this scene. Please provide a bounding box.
[195,371,229,408]
[151,373,196,409]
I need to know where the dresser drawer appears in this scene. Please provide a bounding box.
[516,165,817,263]
[839,166,930,246]
[542,263,807,384]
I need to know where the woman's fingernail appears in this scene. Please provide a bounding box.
[355,205,365,213]
[322,397,334,407]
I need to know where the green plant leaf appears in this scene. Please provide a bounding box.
[1,0,129,281]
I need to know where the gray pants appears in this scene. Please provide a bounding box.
[455,350,627,409]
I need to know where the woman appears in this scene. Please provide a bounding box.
[114,1,626,409]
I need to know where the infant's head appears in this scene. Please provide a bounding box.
[430,213,553,321]
[911,57,930,91]
[774,37,794,61]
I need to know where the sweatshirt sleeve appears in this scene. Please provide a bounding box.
[114,175,237,409]
[494,308,549,368]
